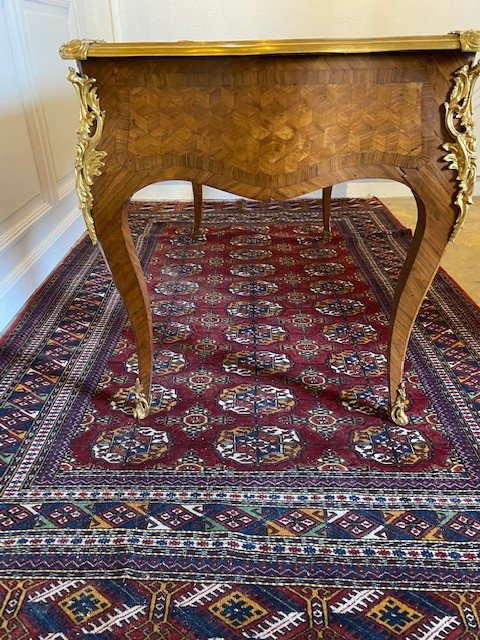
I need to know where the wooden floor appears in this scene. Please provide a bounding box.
[384,196,480,305]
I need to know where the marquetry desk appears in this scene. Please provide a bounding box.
[60,33,480,424]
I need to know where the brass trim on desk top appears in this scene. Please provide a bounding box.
[60,31,480,60]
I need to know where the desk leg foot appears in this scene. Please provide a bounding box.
[390,381,409,426]
[132,378,151,420]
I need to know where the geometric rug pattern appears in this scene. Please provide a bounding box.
[0,198,479,638]
[1,579,479,638]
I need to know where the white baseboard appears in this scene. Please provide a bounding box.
[132,182,348,201]
[132,183,236,201]
[348,179,480,198]
[0,193,85,333]
[346,180,412,198]
[133,179,480,201]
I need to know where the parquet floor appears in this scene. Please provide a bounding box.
[384,196,480,304]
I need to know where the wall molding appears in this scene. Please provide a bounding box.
[0,201,84,332]
[0,0,87,332]
[3,0,85,211]
[0,197,51,256]
[24,0,73,7]
[67,0,88,42]
[57,172,76,201]
[108,0,122,40]
[0,205,81,301]
[4,0,62,205]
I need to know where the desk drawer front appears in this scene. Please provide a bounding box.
[84,53,459,195]
[124,81,424,173]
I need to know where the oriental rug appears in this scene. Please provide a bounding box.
[0,198,479,639]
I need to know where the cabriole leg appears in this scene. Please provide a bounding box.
[94,193,153,420]
[387,182,457,426]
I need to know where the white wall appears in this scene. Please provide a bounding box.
[79,0,480,201]
[105,0,480,41]
[1,0,479,331]
[0,0,110,332]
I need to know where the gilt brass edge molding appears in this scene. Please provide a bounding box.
[60,39,106,60]
[443,63,480,241]
[67,67,107,245]
[451,29,480,52]
[132,379,151,420]
[58,32,480,59]
[390,382,409,426]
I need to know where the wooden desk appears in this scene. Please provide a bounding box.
[60,33,480,424]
